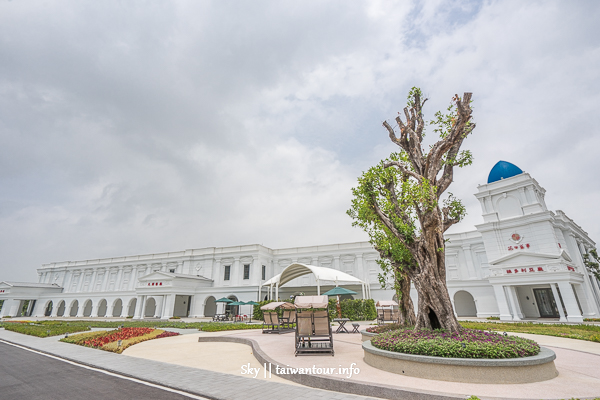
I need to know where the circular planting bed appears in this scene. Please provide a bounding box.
[362,328,558,383]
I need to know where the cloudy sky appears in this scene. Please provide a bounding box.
[1,1,599,282]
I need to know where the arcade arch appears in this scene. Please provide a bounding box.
[112,298,123,317]
[57,300,66,317]
[44,300,53,317]
[454,290,477,317]
[204,296,216,317]
[144,297,156,318]
[69,300,79,317]
[82,300,93,317]
[97,299,107,317]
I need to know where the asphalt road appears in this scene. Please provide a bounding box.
[0,342,205,400]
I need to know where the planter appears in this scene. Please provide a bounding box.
[361,329,377,342]
[362,340,558,384]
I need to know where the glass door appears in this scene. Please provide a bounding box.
[533,288,560,318]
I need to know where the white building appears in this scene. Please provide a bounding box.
[1,161,598,323]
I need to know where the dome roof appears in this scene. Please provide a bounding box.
[487,161,523,183]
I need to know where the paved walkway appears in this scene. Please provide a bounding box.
[0,328,383,400]
[3,325,600,400]
[125,328,600,400]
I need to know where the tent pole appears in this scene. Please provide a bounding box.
[275,283,279,301]
[317,279,320,296]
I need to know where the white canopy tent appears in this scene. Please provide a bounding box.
[260,263,370,301]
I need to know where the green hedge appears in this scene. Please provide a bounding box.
[328,298,376,321]
[200,322,263,332]
[2,323,91,337]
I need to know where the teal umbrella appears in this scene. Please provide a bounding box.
[215,297,233,303]
[244,301,259,322]
[322,287,357,296]
[215,297,233,316]
[323,287,358,318]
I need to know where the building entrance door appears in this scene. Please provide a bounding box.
[533,288,560,318]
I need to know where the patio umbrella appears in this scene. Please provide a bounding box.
[228,301,246,321]
[245,301,259,322]
[215,297,233,315]
[322,287,358,318]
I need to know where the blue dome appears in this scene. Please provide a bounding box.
[487,161,523,183]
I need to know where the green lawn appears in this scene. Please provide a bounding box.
[461,321,600,343]
[0,319,263,337]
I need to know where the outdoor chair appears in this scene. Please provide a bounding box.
[280,309,296,330]
[295,311,314,355]
[377,309,385,325]
[295,310,334,356]
[262,311,283,334]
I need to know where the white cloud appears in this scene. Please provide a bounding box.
[1,0,599,281]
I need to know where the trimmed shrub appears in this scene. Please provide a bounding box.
[328,298,377,321]
[200,322,263,332]
[3,323,91,337]
[371,328,540,359]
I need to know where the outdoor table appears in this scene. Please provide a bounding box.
[333,318,350,333]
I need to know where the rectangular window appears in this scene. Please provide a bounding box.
[224,265,231,281]
[243,264,250,280]
[262,265,266,281]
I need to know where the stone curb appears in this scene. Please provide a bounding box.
[197,336,462,400]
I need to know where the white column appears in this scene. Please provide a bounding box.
[461,245,478,279]
[134,295,145,319]
[189,295,205,318]
[557,282,584,323]
[573,283,594,317]
[154,296,164,318]
[550,284,568,322]
[492,285,513,321]
[89,270,98,292]
[119,301,129,318]
[0,299,10,317]
[258,285,262,302]
[8,300,21,317]
[114,267,124,291]
[50,301,59,318]
[129,268,138,291]
[76,300,85,317]
[76,272,86,293]
[162,294,176,319]
[63,270,74,292]
[107,301,115,318]
[275,283,279,300]
[233,258,240,286]
[90,302,99,318]
[317,279,321,296]
[506,286,523,320]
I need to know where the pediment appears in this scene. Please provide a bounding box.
[138,271,175,281]
[0,281,12,289]
[489,250,572,266]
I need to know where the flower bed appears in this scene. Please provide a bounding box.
[365,323,404,334]
[61,327,181,353]
[371,328,540,359]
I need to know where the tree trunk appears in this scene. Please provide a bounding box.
[408,212,462,332]
[397,274,416,326]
